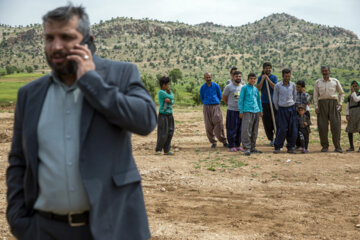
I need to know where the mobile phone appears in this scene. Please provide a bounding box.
[80,34,96,55]
[67,34,96,74]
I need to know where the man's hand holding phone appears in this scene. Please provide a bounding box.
[67,43,95,80]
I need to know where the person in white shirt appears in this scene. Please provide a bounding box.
[345,80,360,152]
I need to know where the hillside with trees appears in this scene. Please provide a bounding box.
[1,13,359,100]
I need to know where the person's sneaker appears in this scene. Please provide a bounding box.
[287,148,296,154]
[236,146,244,152]
[251,149,262,154]
[155,151,162,155]
[321,147,328,152]
[223,142,229,148]
[244,149,251,156]
[269,141,274,146]
[346,147,354,152]
[273,149,280,154]
[334,148,343,153]
[211,143,217,148]
[164,151,174,155]
[229,147,237,152]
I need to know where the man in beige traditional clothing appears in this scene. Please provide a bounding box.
[314,66,344,153]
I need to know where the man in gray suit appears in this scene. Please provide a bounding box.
[6,4,157,240]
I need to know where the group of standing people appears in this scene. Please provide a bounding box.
[197,62,359,155]
[200,68,263,156]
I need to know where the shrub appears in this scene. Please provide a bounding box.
[0,68,6,76]
[141,74,157,101]
[169,68,183,84]
[191,86,201,106]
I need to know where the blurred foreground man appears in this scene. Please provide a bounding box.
[6,4,156,240]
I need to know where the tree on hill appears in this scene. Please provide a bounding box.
[169,68,183,84]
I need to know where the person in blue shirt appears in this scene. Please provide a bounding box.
[200,72,228,148]
[239,73,263,156]
[257,62,278,146]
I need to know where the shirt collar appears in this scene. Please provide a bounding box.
[280,81,291,86]
[321,78,332,82]
[50,72,78,92]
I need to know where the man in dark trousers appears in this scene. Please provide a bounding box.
[272,69,297,154]
[256,62,278,146]
[6,4,157,240]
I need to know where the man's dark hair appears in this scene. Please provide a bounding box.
[248,73,257,79]
[42,3,91,37]
[262,62,272,69]
[230,67,237,74]
[159,76,170,87]
[321,65,330,71]
[296,80,305,88]
[282,68,291,75]
[233,71,242,76]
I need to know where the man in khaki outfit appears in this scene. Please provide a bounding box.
[314,66,344,153]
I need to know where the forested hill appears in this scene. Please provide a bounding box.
[0,13,359,85]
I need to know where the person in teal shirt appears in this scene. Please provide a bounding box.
[239,73,263,156]
[156,76,175,155]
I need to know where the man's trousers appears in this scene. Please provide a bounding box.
[317,99,341,149]
[226,109,242,148]
[155,113,175,153]
[261,103,277,141]
[274,105,298,150]
[241,112,260,151]
[203,104,227,144]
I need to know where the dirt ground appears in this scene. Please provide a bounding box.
[1,107,360,239]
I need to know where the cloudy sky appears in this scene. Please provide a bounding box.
[1,0,359,37]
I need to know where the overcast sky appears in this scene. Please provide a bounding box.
[1,0,359,37]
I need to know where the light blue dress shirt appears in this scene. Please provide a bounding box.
[34,74,90,214]
[273,81,296,110]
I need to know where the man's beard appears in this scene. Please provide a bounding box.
[235,79,241,84]
[46,51,77,76]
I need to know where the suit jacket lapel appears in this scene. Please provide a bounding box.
[24,76,51,175]
[80,55,107,147]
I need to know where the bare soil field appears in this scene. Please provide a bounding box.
[0,107,360,239]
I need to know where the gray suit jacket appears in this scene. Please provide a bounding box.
[6,56,157,239]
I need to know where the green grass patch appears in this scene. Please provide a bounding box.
[0,82,28,103]
[0,73,45,105]
[193,153,248,171]
[0,73,45,82]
